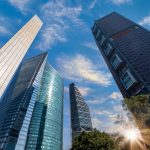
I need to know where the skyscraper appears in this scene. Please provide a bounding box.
[25,64,63,150]
[0,53,64,150]
[92,12,150,98]
[69,83,92,141]
[0,15,43,97]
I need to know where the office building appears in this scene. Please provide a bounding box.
[25,63,63,150]
[92,12,150,98]
[0,53,63,150]
[69,83,92,141]
[0,15,42,97]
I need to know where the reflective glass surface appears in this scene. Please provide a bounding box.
[26,63,63,150]
[0,53,47,150]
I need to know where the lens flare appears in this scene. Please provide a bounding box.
[122,127,147,150]
[124,128,139,141]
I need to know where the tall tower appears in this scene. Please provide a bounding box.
[92,12,150,98]
[69,83,92,142]
[0,53,64,150]
[25,63,63,150]
[0,15,43,97]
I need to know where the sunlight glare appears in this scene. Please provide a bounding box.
[124,128,140,141]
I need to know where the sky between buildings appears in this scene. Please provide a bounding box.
[0,0,150,149]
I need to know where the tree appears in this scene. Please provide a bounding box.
[123,95,150,149]
[71,129,118,150]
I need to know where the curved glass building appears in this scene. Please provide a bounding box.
[26,63,63,150]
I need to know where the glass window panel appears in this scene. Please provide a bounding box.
[121,71,136,89]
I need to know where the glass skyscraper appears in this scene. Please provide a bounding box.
[25,63,63,150]
[69,83,92,142]
[0,15,43,97]
[0,53,63,150]
[92,12,150,98]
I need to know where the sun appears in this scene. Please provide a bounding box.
[124,128,139,141]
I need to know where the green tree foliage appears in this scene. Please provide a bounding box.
[123,95,150,149]
[123,95,150,128]
[71,129,118,150]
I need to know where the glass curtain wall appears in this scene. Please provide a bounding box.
[25,63,63,150]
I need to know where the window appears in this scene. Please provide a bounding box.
[104,43,113,56]
[93,24,97,33]
[100,35,106,46]
[121,71,136,89]
[96,29,101,38]
[111,54,122,69]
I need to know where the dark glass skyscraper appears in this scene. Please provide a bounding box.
[0,53,63,150]
[92,12,150,98]
[69,83,92,141]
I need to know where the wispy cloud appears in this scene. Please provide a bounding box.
[92,109,114,116]
[92,117,102,129]
[64,86,93,97]
[109,92,123,100]
[0,26,9,35]
[87,91,122,105]
[57,54,112,86]
[113,105,124,112]
[78,87,93,97]
[87,98,106,105]
[83,42,98,51]
[64,87,69,93]
[38,0,84,50]
[91,109,118,131]
[139,14,150,26]
[89,0,98,9]
[39,24,67,51]
[0,17,12,36]
[109,0,132,5]
[8,0,30,14]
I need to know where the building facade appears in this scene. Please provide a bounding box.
[0,15,43,97]
[0,53,63,150]
[92,12,150,98]
[69,83,92,141]
[25,63,63,150]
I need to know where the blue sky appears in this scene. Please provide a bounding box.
[0,0,150,149]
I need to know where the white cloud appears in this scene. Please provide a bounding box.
[64,86,93,97]
[92,109,117,121]
[87,92,122,105]
[39,24,67,51]
[110,0,132,5]
[57,54,112,86]
[92,110,113,116]
[109,92,123,100]
[87,96,108,104]
[0,17,12,36]
[38,0,84,50]
[89,0,97,9]
[92,117,102,129]
[8,0,30,14]
[113,105,124,112]
[64,87,69,93]
[87,99,103,104]
[139,15,150,26]
[0,26,9,35]
[78,87,93,97]
[83,42,98,51]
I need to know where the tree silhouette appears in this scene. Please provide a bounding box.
[71,129,118,150]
